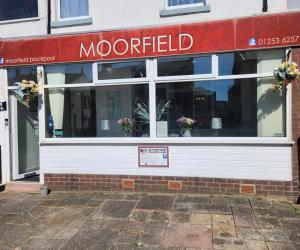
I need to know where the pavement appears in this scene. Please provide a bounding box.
[0,192,299,250]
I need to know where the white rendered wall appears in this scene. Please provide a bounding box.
[0,0,47,38]
[40,144,292,181]
[0,69,9,184]
[50,0,288,35]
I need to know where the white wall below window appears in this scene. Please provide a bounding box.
[40,144,292,181]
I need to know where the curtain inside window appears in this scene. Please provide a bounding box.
[46,66,66,133]
[60,0,88,18]
[257,50,285,137]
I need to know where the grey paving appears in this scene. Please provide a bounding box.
[0,191,299,249]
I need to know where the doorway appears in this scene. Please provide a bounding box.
[9,94,39,180]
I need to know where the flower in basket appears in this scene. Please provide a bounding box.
[177,116,196,137]
[15,79,39,106]
[117,117,134,136]
[273,61,300,91]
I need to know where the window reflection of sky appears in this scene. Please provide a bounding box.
[195,80,234,101]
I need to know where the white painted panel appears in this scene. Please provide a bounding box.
[40,144,292,181]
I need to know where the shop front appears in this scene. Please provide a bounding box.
[0,11,300,200]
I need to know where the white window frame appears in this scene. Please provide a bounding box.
[93,59,151,85]
[57,0,89,21]
[154,54,217,82]
[165,0,205,10]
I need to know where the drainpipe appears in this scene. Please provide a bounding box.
[47,0,51,34]
[262,0,268,12]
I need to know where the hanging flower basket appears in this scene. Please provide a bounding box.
[273,61,300,92]
[14,80,39,110]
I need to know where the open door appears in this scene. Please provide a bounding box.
[10,94,39,180]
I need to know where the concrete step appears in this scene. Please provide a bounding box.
[5,181,41,192]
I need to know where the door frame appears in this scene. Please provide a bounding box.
[0,68,10,185]
[10,94,40,180]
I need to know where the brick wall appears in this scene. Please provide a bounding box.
[44,174,297,201]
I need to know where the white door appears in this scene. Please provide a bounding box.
[10,94,39,180]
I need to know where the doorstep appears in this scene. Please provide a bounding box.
[5,181,41,192]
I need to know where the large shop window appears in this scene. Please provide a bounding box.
[39,49,287,140]
[156,78,286,137]
[0,0,38,22]
[45,85,149,138]
[59,0,89,19]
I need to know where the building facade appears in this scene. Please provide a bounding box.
[0,0,300,201]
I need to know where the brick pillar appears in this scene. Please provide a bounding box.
[291,48,300,202]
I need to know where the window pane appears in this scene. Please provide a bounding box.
[45,84,149,138]
[98,61,146,80]
[0,0,38,21]
[60,0,88,18]
[45,63,93,85]
[168,0,204,7]
[7,67,37,86]
[156,78,286,137]
[218,49,285,75]
[158,56,212,77]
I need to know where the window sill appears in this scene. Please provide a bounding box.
[0,17,40,25]
[160,5,211,17]
[40,137,293,146]
[51,17,92,28]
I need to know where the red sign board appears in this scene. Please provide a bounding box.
[0,11,300,67]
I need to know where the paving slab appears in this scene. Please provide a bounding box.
[266,242,296,250]
[19,238,67,250]
[136,195,174,210]
[60,227,119,250]
[212,214,236,238]
[244,239,268,250]
[213,237,246,250]
[236,227,264,241]
[255,216,282,230]
[162,223,212,249]
[230,196,251,207]
[170,213,190,223]
[150,210,170,221]
[96,200,137,218]
[190,213,211,225]
[258,229,290,242]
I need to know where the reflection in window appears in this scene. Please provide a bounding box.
[156,78,285,137]
[97,61,147,80]
[0,0,38,21]
[158,56,212,76]
[7,67,37,86]
[218,49,285,75]
[45,85,149,138]
[45,63,93,85]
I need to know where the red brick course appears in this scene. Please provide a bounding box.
[44,173,297,201]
